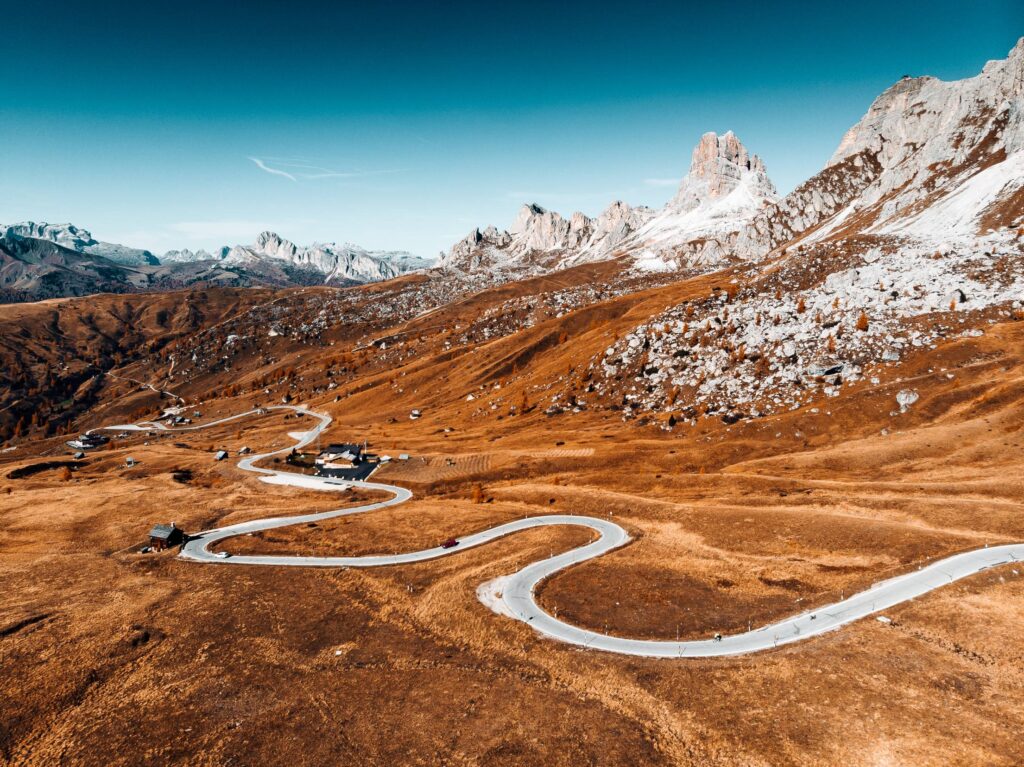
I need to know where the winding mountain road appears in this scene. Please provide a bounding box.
[101,405,1024,658]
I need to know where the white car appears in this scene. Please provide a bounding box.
[214,551,231,559]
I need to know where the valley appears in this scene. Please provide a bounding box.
[1,32,1023,767]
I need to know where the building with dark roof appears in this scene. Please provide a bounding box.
[148,523,184,551]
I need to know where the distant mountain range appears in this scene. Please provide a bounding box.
[4,38,1022,304]
[3,221,160,267]
[0,224,434,302]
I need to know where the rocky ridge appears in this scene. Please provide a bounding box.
[222,231,432,285]
[441,130,774,273]
[2,222,159,266]
[733,38,1024,258]
[441,200,655,272]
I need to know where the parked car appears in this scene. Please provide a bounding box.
[214,551,231,559]
[441,538,459,549]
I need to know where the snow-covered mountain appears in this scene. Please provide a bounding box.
[2,222,159,266]
[221,231,433,285]
[733,37,1024,258]
[620,130,778,269]
[440,130,776,273]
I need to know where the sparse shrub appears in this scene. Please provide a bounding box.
[754,355,771,378]
[470,484,484,504]
[796,298,806,314]
[60,466,72,482]
[856,312,869,331]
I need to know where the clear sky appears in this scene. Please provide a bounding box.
[1,0,1020,258]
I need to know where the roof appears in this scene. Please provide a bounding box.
[148,523,178,540]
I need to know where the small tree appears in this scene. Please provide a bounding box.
[856,312,869,332]
[60,466,73,482]
[470,484,484,504]
[796,298,807,314]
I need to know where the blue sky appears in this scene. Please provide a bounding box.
[1,0,1020,257]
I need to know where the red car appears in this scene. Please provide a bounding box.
[441,538,459,549]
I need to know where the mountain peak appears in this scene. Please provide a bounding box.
[4,221,97,249]
[670,131,775,213]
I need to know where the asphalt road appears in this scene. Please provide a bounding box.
[101,406,1024,658]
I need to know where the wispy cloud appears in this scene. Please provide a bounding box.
[643,177,680,187]
[249,157,297,181]
[248,156,402,181]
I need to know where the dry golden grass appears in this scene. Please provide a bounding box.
[2,280,1024,765]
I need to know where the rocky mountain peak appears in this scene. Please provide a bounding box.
[252,231,298,259]
[4,222,98,250]
[670,131,776,214]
